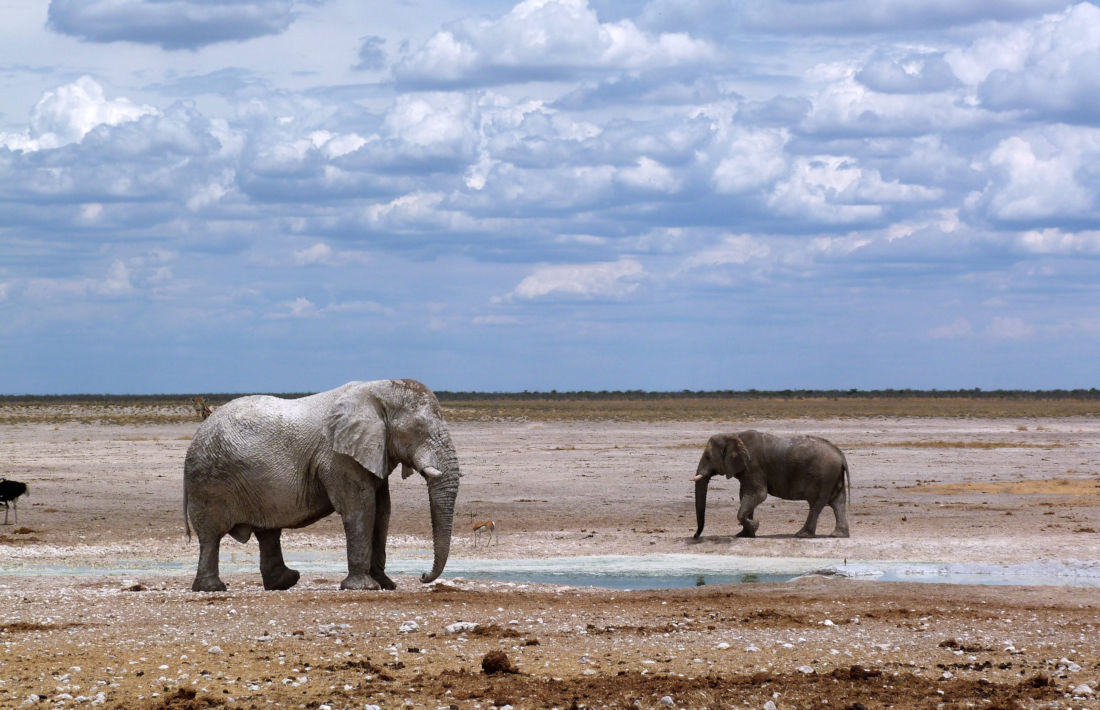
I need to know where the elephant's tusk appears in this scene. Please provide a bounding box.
[421,465,443,479]
[693,474,704,482]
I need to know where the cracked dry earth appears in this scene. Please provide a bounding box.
[2,412,1100,708]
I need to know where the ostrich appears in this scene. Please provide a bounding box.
[0,478,28,525]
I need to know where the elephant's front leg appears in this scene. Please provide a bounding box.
[255,528,301,590]
[340,499,381,591]
[736,487,767,537]
[369,478,396,590]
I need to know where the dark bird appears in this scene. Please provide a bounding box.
[0,478,28,525]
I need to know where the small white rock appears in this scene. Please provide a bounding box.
[764,701,777,710]
[941,671,953,680]
[444,621,478,635]
[365,705,382,710]
[659,696,675,706]
[1071,683,1094,696]
[797,665,815,675]
[823,619,836,626]
[398,621,419,634]
[715,642,730,650]
[745,645,760,652]
[207,646,223,654]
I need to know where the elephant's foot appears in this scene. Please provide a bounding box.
[262,566,301,591]
[191,576,227,592]
[735,528,756,538]
[830,529,850,538]
[794,529,817,539]
[340,573,381,591]
[370,572,397,590]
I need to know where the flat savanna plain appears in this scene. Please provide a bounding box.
[1,397,1098,709]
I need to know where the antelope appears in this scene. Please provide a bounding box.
[0,478,28,525]
[472,519,497,547]
[192,396,214,421]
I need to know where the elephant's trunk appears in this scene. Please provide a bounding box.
[421,448,460,584]
[693,475,710,539]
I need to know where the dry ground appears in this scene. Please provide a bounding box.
[1,399,1098,709]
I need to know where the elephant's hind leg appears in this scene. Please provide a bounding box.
[795,502,825,538]
[828,488,850,538]
[192,532,228,592]
[255,528,301,591]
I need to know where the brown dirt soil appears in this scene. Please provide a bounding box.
[2,404,1099,708]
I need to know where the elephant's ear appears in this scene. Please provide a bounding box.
[327,387,389,479]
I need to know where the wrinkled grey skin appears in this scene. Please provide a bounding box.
[693,430,849,540]
[184,379,461,592]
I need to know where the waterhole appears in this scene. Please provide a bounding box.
[4,553,1098,589]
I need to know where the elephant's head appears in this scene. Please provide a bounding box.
[327,379,461,583]
[692,433,751,539]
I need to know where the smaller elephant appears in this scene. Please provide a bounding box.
[693,430,850,539]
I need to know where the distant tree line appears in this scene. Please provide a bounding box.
[1,388,1098,403]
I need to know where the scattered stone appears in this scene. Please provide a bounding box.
[764,701,777,710]
[715,642,730,650]
[659,696,675,706]
[1071,683,1094,696]
[399,621,419,634]
[1057,658,1082,673]
[318,623,350,636]
[207,646,223,654]
[481,650,517,675]
[123,584,146,592]
[445,621,479,635]
[797,665,815,674]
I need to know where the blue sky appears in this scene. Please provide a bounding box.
[1,0,1098,393]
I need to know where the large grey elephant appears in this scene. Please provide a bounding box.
[183,379,461,592]
[693,430,849,539]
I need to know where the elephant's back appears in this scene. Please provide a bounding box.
[185,394,323,476]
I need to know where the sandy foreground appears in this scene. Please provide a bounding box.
[1,411,1099,709]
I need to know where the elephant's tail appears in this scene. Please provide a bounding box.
[841,455,851,505]
[183,476,192,542]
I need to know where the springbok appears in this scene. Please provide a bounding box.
[472,519,496,547]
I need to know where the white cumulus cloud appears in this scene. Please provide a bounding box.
[394,0,714,87]
[1,76,156,152]
[506,258,645,300]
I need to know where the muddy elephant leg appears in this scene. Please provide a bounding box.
[255,528,301,590]
[736,488,767,537]
[192,532,228,592]
[369,478,396,590]
[795,501,826,538]
[829,488,850,538]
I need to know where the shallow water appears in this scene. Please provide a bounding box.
[4,553,1099,589]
